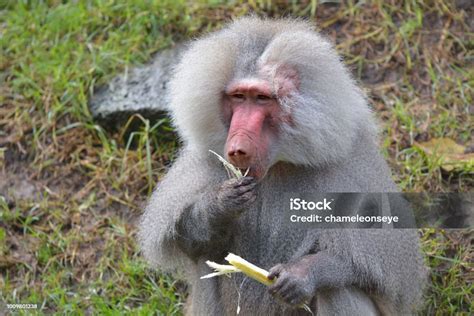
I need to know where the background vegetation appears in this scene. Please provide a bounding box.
[1,1,472,315]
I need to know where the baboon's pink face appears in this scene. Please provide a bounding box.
[222,67,298,179]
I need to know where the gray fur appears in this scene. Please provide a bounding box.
[138,17,427,315]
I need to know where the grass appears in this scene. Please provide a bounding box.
[0,0,472,315]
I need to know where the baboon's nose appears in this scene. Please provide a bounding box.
[227,138,253,168]
[228,148,247,157]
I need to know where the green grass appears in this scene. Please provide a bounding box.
[0,0,472,315]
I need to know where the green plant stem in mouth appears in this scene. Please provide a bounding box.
[209,150,250,179]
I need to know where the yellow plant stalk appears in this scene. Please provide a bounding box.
[225,253,274,286]
[200,261,240,279]
[201,253,273,286]
[202,254,313,314]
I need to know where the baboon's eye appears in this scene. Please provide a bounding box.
[231,94,245,101]
[257,94,271,100]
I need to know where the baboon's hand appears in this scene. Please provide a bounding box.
[268,255,318,307]
[214,177,257,218]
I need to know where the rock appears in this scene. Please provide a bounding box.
[89,44,186,126]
